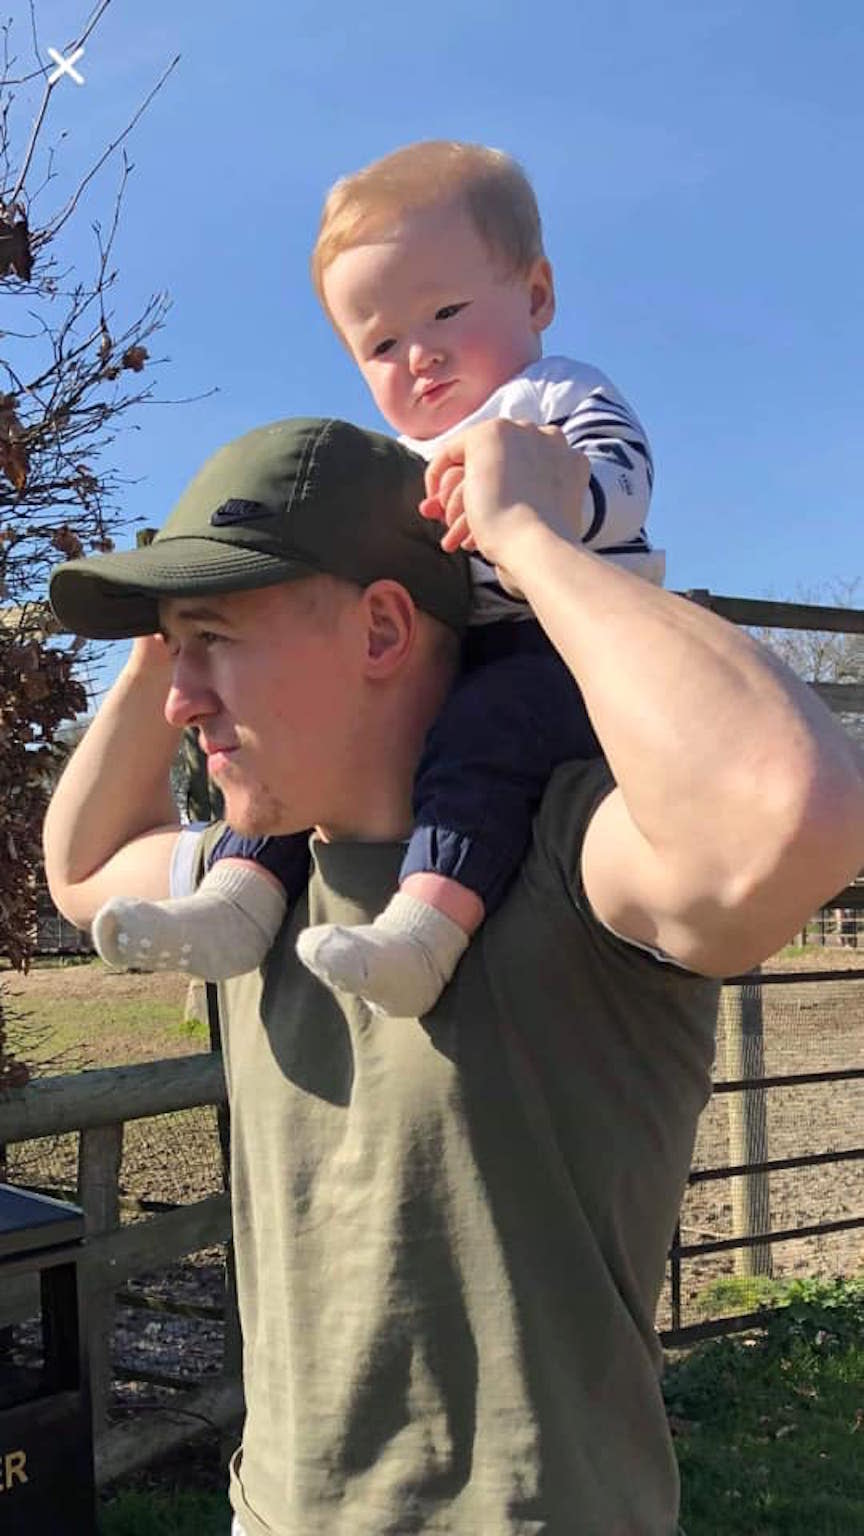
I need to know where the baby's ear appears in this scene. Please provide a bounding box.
[529,257,555,333]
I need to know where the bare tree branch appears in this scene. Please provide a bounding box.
[0,3,192,990]
[3,0,114,89]
[43,53,180,238]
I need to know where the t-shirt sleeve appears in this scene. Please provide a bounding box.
[534,760,711,985]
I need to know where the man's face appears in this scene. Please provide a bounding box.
[160,581,362,838]
[322,199,553,440]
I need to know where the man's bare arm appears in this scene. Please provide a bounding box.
[43,637,182,928]
[426,421,864,975]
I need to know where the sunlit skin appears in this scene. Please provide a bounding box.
[322,200,555,931]
[322,199,556,440]
[158,579,456,845]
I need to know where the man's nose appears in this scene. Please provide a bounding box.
[408,337,444,375]
[164,656,216,730]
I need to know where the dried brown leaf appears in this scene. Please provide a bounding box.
[0,209,33,282]
[51,524,84,559]
[121,344,149,373]
[0,393,28,491]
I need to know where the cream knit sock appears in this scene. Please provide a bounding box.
[91,861,288,980]
[295,891,469,1017]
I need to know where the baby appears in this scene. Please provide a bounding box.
[92,141,663,1016]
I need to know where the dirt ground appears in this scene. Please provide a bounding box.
[666,950,864,1329]
[7,961,190,1005]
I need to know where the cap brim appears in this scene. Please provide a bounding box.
[49,538,318,639]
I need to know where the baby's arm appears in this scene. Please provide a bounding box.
[422,361,655,567]
[536,363,653,561]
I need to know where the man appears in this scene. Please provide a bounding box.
[45,417,864,1535]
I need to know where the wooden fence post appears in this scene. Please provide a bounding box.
[78,1122,123,1438]
[722,977,772,1277]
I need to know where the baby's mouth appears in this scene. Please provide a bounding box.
[417,380,455,406]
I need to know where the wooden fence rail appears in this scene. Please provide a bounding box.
[0,1054,225,1142]
[681,590,864,635]
[0,1053,238,1485]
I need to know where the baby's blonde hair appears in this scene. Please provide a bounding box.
[312,140,545,318]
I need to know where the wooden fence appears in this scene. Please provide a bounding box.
[0,1052,241,1485]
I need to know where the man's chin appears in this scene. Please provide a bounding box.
[220,792,297,840]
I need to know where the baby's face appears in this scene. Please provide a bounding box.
[322,199,554,439]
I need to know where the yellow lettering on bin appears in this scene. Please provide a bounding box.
[2,1449,28,1489]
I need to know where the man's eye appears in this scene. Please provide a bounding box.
[372,337,395,357]
[435,302,467,322]
[197,630,224,647]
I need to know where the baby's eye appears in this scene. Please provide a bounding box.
[435,302,468,322]
[372,337,396,358]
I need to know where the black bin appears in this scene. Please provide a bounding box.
[0,1183,96,1533]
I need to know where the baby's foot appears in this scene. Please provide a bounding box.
[295,892,468,1016]
[92,862,287,980]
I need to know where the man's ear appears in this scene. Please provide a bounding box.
[529,256,555,333]
[362,581,417,675]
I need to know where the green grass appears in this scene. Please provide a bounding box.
[99,1489,229,1535]
[98,1282,864,1535]
[775,943,814,960]
[693,1272,791,1317]
[12,994,193,1057]
[667,1279,864,1534]
[2,958,197,1069]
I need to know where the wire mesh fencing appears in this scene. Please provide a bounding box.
[5,1105,224,1212]
[661,967,864,1341]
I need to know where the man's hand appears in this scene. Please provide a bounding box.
[420,420,591,590]
[126,631,174,679]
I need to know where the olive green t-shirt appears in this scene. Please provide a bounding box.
[207,761,719,1535]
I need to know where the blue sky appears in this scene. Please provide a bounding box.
[13,0,864,686]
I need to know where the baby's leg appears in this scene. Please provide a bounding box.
[93,831,310,980]
[297,628,598,1015]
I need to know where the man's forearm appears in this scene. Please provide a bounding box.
[43,653,181,923]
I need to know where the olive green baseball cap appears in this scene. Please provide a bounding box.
[49,418,471,639]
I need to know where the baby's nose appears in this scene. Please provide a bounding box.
[409,338,443,374]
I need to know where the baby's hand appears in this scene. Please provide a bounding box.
[419,464,478,553]
[423,420,591,592]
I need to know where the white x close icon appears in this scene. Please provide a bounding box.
[48,46,85,86]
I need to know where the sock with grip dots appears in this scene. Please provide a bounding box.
[91,862,287,980]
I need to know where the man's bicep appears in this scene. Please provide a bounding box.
[580,789,709,972]
[50,826,181,930]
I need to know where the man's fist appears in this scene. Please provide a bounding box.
[421,420,591,588]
